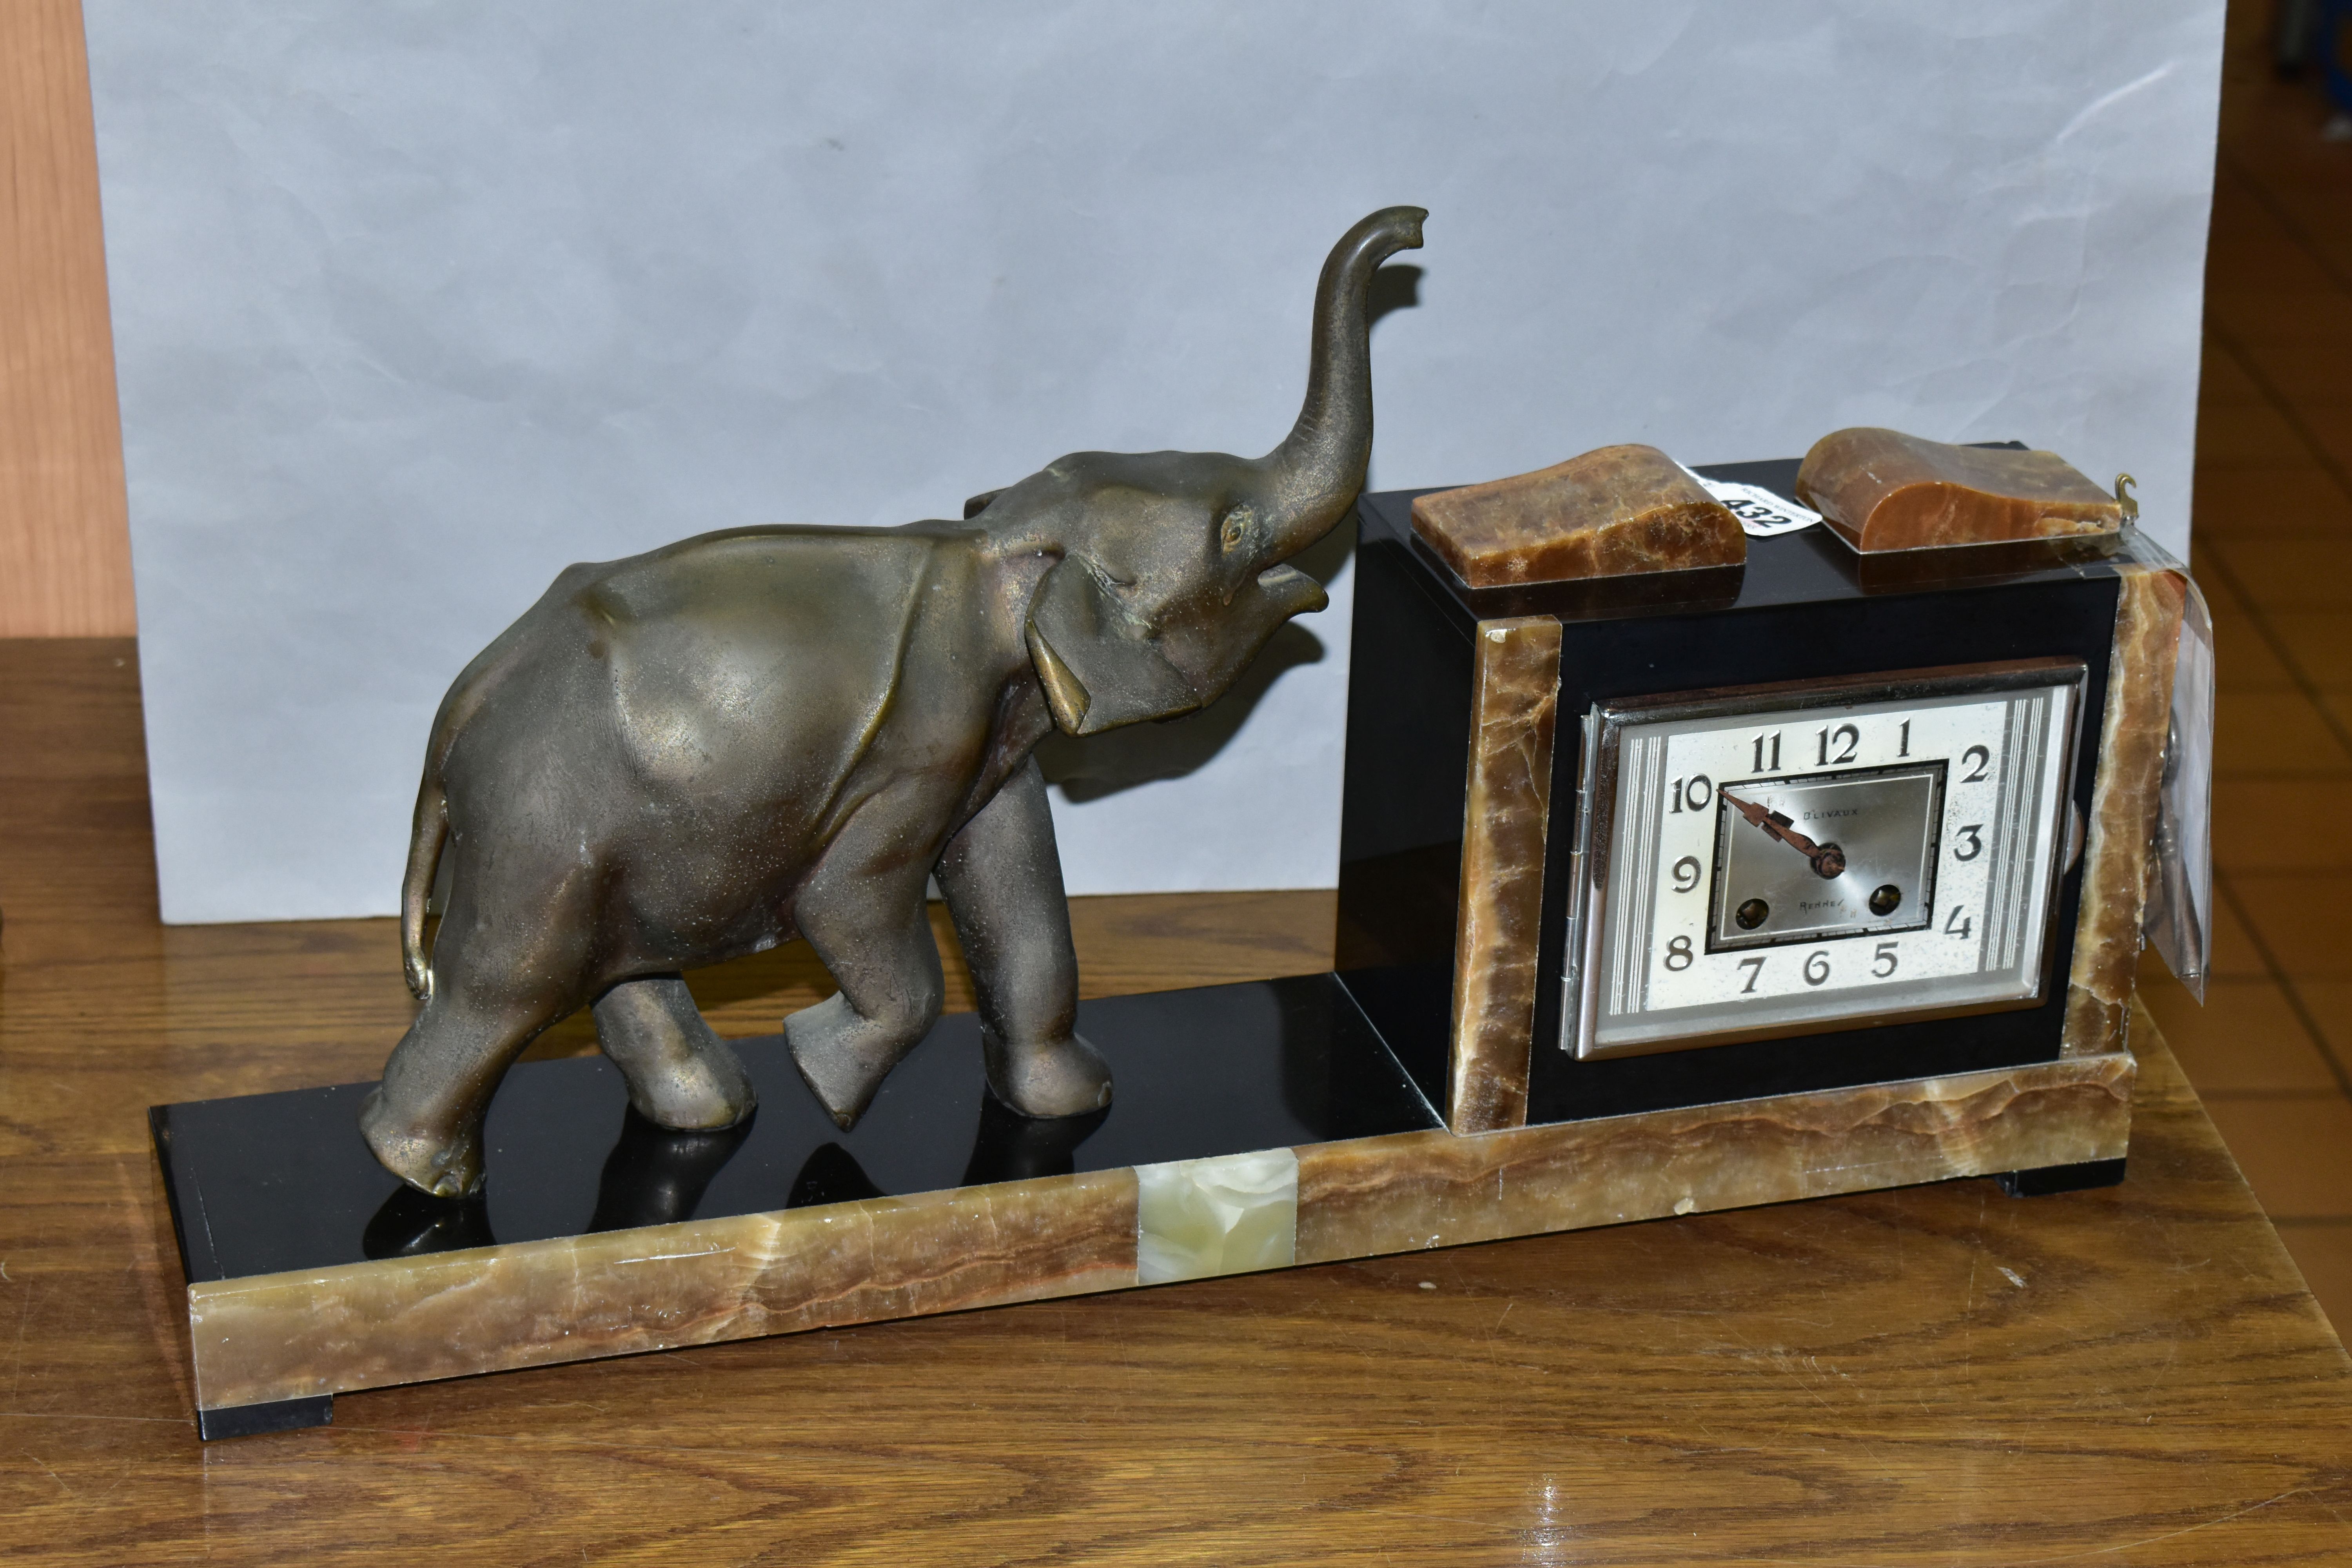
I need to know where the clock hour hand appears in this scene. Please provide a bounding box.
[1719,788,1847,879]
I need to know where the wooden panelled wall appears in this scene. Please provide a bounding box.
[1,0,133,637]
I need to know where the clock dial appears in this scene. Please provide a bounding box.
[1564,661,2085,1060]
[1706,763,1944,954]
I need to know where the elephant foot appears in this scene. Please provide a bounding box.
[786,994,924,1131]
[359,1086,486,1199]
[593,978,758,1132]
[984,1031,1114,1119]
[622,1041,756,1132]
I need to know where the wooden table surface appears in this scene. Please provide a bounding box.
[4,637,2351,1565]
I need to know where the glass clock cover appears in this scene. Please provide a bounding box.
[1563,661,2087,1059]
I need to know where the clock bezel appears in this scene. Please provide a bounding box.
[1561,657,2089,1062]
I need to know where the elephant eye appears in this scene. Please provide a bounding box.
[1219,506,1256,553]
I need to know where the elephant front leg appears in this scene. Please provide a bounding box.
[936,758,1112,1119]
[593,975,755,1130]
[784,816,949,1130]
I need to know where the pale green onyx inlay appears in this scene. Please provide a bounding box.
[1134,1148,1299,1285]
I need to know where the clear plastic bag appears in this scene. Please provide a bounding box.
[2143,570,2214,1002]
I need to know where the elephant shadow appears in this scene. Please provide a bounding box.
[361,1086,1112,1258]
[362,1104,758,1257]
[788,1092,1110,1205]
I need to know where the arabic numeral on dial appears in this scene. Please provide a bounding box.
[1816,723,1859,766]
[1803,950,1831,986]
[1962,744,1992,783]
[1898,719,1911,758]
[1664,935,1695,971]
[1671,855,1701,893]
[1873,941,1898,978]
[1668,775,1711,813]
[1953,824,1984,862]
[1945,905,1973,939]
[1737,956,1764,993]
[1751,732,1781,772]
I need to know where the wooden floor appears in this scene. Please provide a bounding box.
[2137,2,2352,1338]
[3,637,2351,1562]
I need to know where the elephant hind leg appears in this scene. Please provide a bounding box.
[593,975,755,1131]
[363,982,567,1198]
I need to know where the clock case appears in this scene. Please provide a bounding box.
[1337,457,2191,1142]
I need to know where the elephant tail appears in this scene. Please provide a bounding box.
[401,770,448,1001]
[399,613,526,1001]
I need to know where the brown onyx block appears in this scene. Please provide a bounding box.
[188,1168,1139,1412]
[2063,562,2190,1058]
[1294,1052,2134,1264]
[1445,616,1562,1133]
[181,1043,2141,1416]
[1411,444,1744,588]
[1795,428,2124,552]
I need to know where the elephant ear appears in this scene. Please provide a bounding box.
[1025,559,1201,736]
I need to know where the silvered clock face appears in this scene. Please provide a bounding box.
[1563,661,2086,1060]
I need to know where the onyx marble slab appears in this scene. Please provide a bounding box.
[1410,443,1744,586]
[156,970,2135,1428]
[2062,557,2190,1059]
[1298,1049,2132,1263]
[1443,614,1559,1133]
[1795,428,2125,551]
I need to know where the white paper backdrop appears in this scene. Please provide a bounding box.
[86,1,2224,925]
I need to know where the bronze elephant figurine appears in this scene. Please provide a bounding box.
[363,206,1427,1197]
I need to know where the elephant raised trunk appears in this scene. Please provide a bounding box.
[1007,207,1428,739]
[1258,205,1428,562]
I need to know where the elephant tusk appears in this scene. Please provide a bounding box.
[1255,563,1331,616]
[1027,624,1093,731]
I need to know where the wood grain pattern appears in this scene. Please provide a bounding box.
[0,0,134,637]
[6,639,2352,1564]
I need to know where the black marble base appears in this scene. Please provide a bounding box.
[1996,1158,2129,1198]
[151,971,2133,1439]
[196,1394,333,1441]
[152,974,1439,1287]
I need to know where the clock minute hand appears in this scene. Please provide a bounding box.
[1719,788,1847,880]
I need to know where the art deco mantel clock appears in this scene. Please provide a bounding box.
[1341,433,2207,1165]
[147,212,2208,1438]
